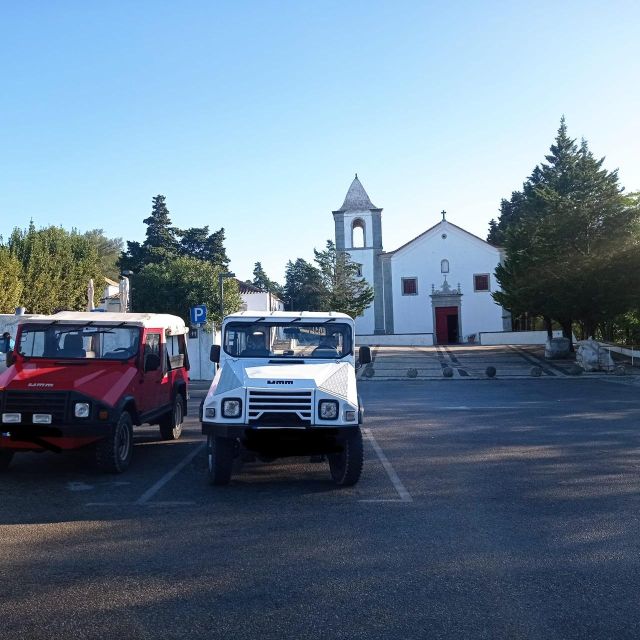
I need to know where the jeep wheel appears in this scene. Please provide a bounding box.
[207,435,234,486]
[159,395,184,440]
[328,428,363,487]
[0,450,14,472]
[96,411,134,473]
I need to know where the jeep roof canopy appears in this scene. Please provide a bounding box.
[224,311,353,322]
[21,312,188,336]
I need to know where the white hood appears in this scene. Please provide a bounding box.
[207,360,355,402]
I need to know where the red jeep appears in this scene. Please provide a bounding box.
[0,312,189,473]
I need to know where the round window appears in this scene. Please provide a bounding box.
[441,233,447,239]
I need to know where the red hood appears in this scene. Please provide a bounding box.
[0,360,138,407]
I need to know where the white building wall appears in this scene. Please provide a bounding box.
[240,292,285,312]
[390,223,504,337]
[347,246,376,335]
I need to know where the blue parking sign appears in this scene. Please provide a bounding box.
[190,305,207,325]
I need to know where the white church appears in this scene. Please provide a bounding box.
[333,175,511,345]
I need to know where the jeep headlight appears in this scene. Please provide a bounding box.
[222,398,242,418]
[74,402,90,418]
[318,400,339,420]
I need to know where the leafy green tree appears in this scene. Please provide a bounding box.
[0,247,23,313]
[7,224,102,314]
[314,240,374,318]
[493,118,640,342]
[131,256,242,326]
[283,258,326,311]
[83,229,123,280]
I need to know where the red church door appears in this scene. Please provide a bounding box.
[435,306,458,344]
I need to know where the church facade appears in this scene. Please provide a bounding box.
[333,176,510,344]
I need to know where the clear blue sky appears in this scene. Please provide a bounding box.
[1,1,639,282]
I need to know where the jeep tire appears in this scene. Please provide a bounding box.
[328,427,363,487]
[159,394,184,441]
[0,450,14,472]
[207,435,234,486]
[96,411,134,473]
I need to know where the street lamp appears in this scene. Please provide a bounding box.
[120,270,134,312]
[218,271,236,320]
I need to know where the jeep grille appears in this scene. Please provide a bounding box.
[3,391,69,424]
[248,389,312,426]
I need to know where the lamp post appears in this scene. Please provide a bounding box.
[218,271,236,320]
[121,270,134,312]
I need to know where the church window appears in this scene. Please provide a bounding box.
[441,259,449,273]
[352,218,366,248]
[355,263,363,277]
[402,278,418,295]
[474,274,490,291]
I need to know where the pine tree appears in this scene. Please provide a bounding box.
[313,240,375,318]
[143,195,178,254]
[493,118,640,342]
[120,195,178,271]
[283,258,326,311]
[177,226,230,268]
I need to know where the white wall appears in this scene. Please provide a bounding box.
[480,330,564,345]
[241,291,284,312]
[350,249,376,335]
[357,333,434,346]
[390,221,504,336]
[187,327,219,381]
[600,342,640,363]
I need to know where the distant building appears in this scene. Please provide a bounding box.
[333,176,510,344]
[237,280,285,313]
[99,277,123,312]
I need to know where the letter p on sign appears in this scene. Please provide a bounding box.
[190,305,207,325]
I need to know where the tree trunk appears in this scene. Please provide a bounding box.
[561,319,574,352]
[544,316,553,340]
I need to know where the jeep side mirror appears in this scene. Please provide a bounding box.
[210,345,220,363]
[144,353,161,372]
[6,351,15,367]
[359,346,372,365]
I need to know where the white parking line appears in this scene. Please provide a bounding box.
[135,442,205,505]
[361,428,412,503]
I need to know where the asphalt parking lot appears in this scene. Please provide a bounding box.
[2,377,640,639]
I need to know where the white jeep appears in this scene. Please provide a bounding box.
[201,311,372,486]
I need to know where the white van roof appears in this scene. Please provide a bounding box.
[224,311,354,323]
[20,312,188,336]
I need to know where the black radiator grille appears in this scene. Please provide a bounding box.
[248,389,312,425]
[3,391,69,424]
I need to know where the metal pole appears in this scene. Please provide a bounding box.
[219,274,224,321]
[218,271,236,322]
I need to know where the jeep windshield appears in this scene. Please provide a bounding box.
[224,321,352,359]
[18,323,141,361]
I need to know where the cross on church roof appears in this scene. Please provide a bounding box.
[441,210,447,221]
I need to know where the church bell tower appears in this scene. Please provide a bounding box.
[332,175,385,334]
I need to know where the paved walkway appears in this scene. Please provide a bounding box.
[359,344,640,381]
